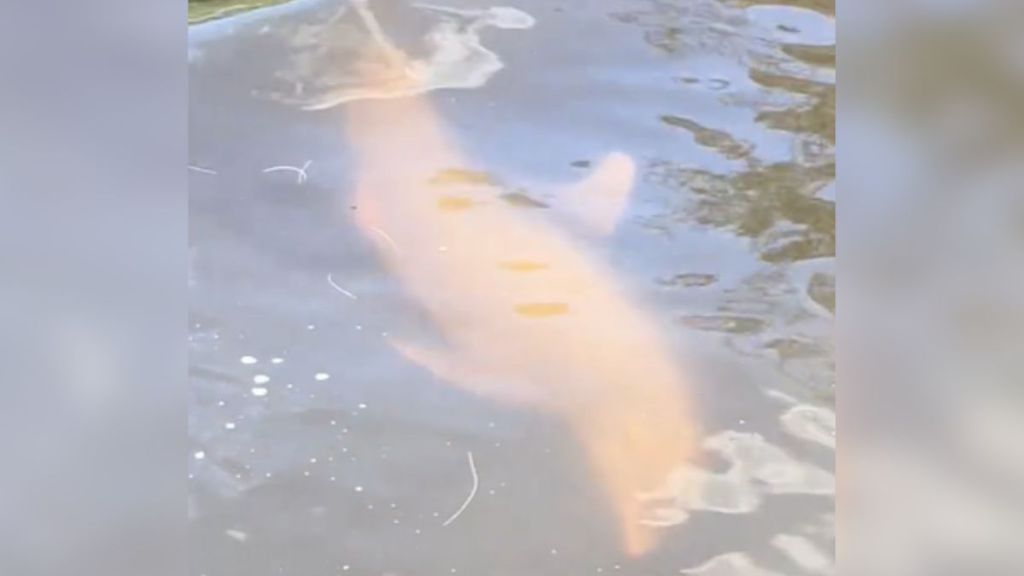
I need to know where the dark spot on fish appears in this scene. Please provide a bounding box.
[429,168,495,186]
[570,160,592,169]
[437,196,477,211]
[777,24,800,34]
[514,302,570,317]
[501,191,549,209]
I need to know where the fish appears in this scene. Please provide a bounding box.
[340,11,698,556]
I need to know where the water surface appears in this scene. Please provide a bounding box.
[189,0,835,574]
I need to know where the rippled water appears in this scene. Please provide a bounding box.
[189,0,835,574]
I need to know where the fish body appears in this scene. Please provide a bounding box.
[343,42,697,557]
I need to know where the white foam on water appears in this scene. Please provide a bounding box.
[641,461,760,523]
[780,404,836,449]
[260,3,535,110]
[771,534,834,575]
[253,374,271,384]
[680,552,784,576]
[639,430,834,526]
[251,387,269,397]
[315,372,331,381]
[745,5,835,47]
[240,355,258,364]
[709,431,835,495]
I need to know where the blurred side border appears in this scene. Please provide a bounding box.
[840,0,1024,575]
[0,0,186,575]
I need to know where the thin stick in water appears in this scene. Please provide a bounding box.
[188,165,218,175]
[263,160,312,184]
[442,451,479,527]
[370,226,400,256]
[327,273,358,300]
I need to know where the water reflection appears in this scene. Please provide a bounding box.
[635,0,835,265]
[647,159,835,263]
[616,0,835,417]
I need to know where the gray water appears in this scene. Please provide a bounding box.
[188,1,835,574]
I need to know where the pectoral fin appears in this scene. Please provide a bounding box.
[388,337,550,409]
[558,151,637,236]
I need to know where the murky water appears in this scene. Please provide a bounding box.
[189,0,835,574]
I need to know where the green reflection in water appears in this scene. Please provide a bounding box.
[751,69,835,144]
[661,115,754,160]
[734,0,835,17]
[613,0,836,409]
[188,0,290,24]
[648,159,834,263]
[628,0,836,265]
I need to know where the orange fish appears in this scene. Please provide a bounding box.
[342,21,698,556]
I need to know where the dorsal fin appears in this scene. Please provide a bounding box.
[556,152,637,236]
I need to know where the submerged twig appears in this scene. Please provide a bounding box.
[369,226,400,256]
[442,451,479,527]
[188,164,218,175]
[327,273,358,300]
[263,160,312,184]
